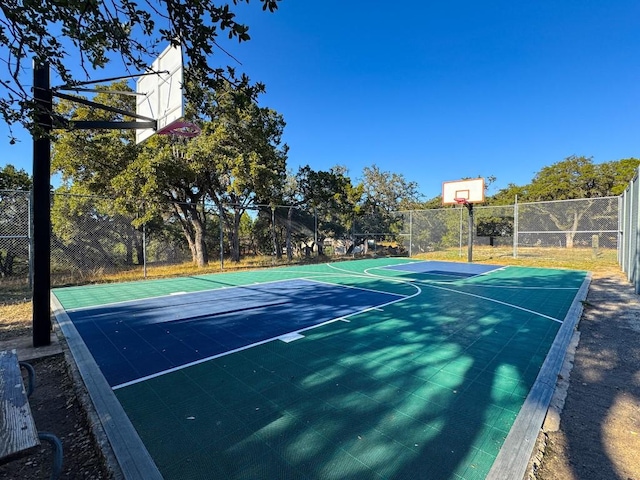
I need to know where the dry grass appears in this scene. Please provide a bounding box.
[413,246,620,274]
[0,248,623,340]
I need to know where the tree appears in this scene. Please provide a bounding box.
[296,165,361,257]
[598,158,640,196]
[193,82,288,262]
[356,165,422,252]
[509,156,638,248]
[136,134,213,267]
[0,165,31,190]
[52,82,150,265]
[51,82,210,266]
[0,0,280,140]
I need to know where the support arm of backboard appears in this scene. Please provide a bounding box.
[69,121,156,130]
[53,91,156,122]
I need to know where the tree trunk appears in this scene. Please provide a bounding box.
[317,235,325,256]
[286,206,293,261]
[134,231,144,266]
[565,231,575,249]
[193,218,208,266]
[173,203,209,267]
[125,233,134,265]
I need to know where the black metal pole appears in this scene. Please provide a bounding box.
[467,203,474,263]
[32,61,52,347]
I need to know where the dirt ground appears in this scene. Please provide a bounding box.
[0,354,110,479]
[0,270,639,479]
[533,271,640,480]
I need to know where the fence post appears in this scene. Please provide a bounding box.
[219,209,224,270]
[409,210,413,257]
[142,222,147,279]
[314,207,318,257]
[618,195,623,266]
[635,176,640,294]
[459,206,463,258]
[513,195,519,258]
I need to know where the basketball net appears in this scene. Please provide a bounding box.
[157,121,201,160]
[157,120,201,138]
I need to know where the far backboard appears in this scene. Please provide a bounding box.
[135,44,184,144]
[442,178,485,205]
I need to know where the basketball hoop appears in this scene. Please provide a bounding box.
[157,120,201,138]
[454,197,468,205]
[158,121,201,160]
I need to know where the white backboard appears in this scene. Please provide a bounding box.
[442,178,485,205]
[135,44,184,144]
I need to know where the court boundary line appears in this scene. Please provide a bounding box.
[453,283,582,290]
[419,281,564,323]
[62,272,410,313]
[367,261,506,280]
[486,272,591,479]
[362,262,581,291]
[342,262,564,324]
[50,293,163,480]
[302,276,414,298]
[110,283,421,390]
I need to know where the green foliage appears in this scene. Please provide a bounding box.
[0,0,280,141]
[356,165,422,249]
[52,81,139,196]
[523,155,639,201]
[0,165,31,190]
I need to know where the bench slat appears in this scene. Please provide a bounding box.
[0,350,39,461]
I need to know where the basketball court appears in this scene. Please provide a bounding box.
[52,258,589,480]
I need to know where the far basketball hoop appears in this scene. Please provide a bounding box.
[442,177,485,263]
[442,178,485,206]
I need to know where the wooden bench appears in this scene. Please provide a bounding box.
[0,349,63,479]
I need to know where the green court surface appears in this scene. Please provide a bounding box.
[53,258,588,480]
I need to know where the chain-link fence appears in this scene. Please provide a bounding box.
[0,190,30,279]
[396,197,620,261]
[0,190,623,286]
[620,167,640,293]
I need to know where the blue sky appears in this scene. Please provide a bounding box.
[1,1,639,200]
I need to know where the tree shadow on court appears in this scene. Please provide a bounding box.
[196,285,559,480]
[114,266,586,480]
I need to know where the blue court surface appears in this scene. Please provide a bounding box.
[65,278,404,387]
[383,261,501,279]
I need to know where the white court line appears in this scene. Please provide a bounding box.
[421,282,563,323]
[454,283,580,290]
[111,283,421,391]
[324,264,567,325]
[64,276,344,313]
[324,262,563,323]
[303,277,411,298]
